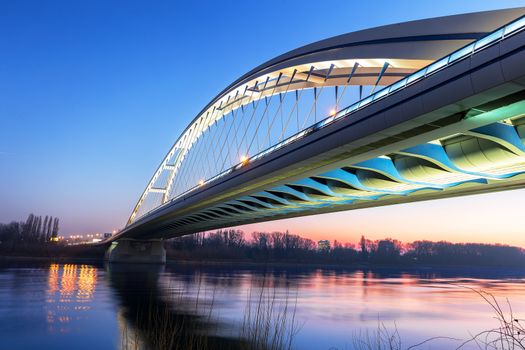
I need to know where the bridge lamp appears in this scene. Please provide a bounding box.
[329,108,337,116]
[199,179,204,186]
[240,155,249,165]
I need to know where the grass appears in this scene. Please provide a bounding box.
[457,288,525,349]
[119,276,300,350]
[117,277,524,350]
[240,280,301,350]
[348,287,525,350]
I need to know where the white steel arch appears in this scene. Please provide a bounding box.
[127,8,525,225]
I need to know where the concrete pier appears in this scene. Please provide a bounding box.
[105,239,166,264]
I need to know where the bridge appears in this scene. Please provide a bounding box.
[106,8,525,263]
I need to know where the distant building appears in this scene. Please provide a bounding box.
[317,240,330,251]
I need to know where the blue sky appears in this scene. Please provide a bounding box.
[1,0,524,243]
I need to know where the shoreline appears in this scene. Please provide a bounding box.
[1,255,525,272]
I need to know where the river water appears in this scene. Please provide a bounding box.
[0,262,524,349]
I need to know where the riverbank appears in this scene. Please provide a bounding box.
[3,254,525,276]
[169,259,525,276]
[0,255,103,264]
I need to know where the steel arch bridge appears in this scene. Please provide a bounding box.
[110,8,525,253]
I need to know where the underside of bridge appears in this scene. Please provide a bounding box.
[106,8,525,262]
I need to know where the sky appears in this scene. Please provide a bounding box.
[1,0,524,246]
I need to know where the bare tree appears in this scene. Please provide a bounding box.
[51,217,59,240]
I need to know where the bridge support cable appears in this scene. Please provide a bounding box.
[246,70,297,156]
[211,111,236,171]
[178,111,224,194]
[164,106,218,201]
[223,91,248,171]
[171,110,212,198]
[259,70,301,153]
[188,111,218,189]
[223,80,270,172]
[224,91,252,171]
[279,93,284,145]
[278,67,314,143]
[172,108,223,198]
[214,100,244,174]
[238,87,268,164]
[216,111,240,174]
[296,90,300,132]
[238,73,290,164]
[265,96,270,150]
[236,88,265,162]
[195,87,252,188]
[334,86,338,112]
[209,108,234,177]
[301,64,335,130]
[314,87,318,123]
[370,62,390,95]
[182,115,215,192]
[218,92,247,173]
[173,113,211,196]
[336,62,360,108]
[214,77,270,173]
[204,101,236,178]
[243,73,284,163]
[203,106,231,173]
[172,104,226,198]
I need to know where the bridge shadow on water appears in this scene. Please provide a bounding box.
[106,264,253,350]
[107,264,301,350]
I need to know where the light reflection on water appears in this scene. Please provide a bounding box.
[45,264,97,333]
[0,262,524,349]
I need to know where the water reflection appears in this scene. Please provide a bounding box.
[0,263,525,349]
[45,264,97,333]
[107,264,253,350]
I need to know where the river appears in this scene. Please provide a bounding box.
[1,261,524,349]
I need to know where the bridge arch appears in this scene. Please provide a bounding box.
[127,9,525,228]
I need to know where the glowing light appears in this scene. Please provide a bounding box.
[199,179,204,186]
[240,155,249,164]
[329,108,337,116]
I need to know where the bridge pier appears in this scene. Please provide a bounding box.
[105,239,166,264]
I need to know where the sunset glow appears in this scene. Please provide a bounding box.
[238,188,525,247]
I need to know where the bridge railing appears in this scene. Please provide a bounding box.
[129,15,525,227]
[331,15,525,122]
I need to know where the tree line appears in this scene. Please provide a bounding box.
[167,230,525,267]
[0,213,60,248]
